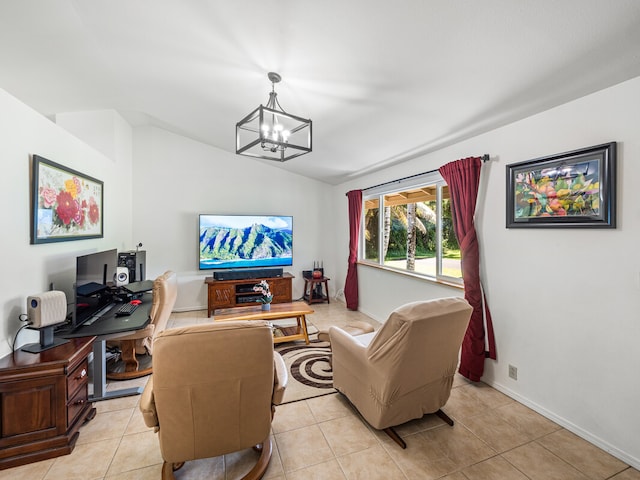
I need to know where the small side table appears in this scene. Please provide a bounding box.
[303,276,330,304]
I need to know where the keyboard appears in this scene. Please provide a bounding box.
[115,303,139,316]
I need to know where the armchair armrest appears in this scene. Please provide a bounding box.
[139,377,159,430]
[329,326,375,391]
[329,327,370,370]
[272,351,288,406]
[329,326,370,360]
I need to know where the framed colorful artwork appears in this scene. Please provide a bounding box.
[506,142,616,228]
[31,155,104,244]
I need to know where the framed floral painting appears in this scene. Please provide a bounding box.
[506,142,616,228]
[31,155,104,244]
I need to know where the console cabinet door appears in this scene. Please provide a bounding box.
[271,277,292,303]
[0,375,66,448]
[212,285,234,308]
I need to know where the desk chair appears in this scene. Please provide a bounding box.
[140,320,287,480]
[107,270,177,380]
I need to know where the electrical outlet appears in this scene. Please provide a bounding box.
[508,364,518,380]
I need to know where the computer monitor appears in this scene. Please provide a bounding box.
[73,248,117,327]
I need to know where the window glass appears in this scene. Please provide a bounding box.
[441,187,462,279]
[361,177,462,284]
[363,199,379,262]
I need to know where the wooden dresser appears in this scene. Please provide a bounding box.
[0,336,96,469]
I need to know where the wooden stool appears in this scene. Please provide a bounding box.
[303,276,330,304]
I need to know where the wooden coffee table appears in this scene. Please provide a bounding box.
[213,301,314,344]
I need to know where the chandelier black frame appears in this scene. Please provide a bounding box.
[236,72,312,162]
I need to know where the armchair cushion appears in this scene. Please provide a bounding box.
[272,350,288,406]
[107,271,178,380]
[109,270,177,353]
[147,270,178,348]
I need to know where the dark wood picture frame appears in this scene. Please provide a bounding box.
[506,142,616,228]
[31,155,104,244]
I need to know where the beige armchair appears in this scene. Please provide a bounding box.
[329,297,472,448]
[139,320,287,480]
[107,270,177,380]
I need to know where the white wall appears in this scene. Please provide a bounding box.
[131,126,333,311]
[55,110,133,174]
[0,91,134,357]
[329,76,640,468]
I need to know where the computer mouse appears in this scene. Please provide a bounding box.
[130,299,142,305]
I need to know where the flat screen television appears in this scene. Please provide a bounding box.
[199,214,293,270]
[74,248,117,327]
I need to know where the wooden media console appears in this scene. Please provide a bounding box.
[205,272,293,317]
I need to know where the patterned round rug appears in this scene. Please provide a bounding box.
[275,339,335,403]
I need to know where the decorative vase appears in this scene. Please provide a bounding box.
[262,303,271,311]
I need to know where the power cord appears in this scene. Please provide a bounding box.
[12,314,31,353]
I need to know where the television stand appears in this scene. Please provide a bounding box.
[205,272,293,317]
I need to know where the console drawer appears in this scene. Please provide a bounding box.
[67,383,88,427]
[67,359,89,399]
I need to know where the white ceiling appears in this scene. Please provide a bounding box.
[1,1,640,185]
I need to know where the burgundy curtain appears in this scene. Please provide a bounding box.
[344,190,363,310]
[439,157,496,382]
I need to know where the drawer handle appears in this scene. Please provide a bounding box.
[75,368,87,380]
[73,399,86,406]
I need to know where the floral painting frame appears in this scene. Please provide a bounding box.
[31,155,104,244]
[506,142,616,228]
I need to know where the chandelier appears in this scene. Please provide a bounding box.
[236,72,312,162]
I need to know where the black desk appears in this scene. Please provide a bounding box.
[57,293,152,402]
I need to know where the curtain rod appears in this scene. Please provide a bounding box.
[348,154,490,195]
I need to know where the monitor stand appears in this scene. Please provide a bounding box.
[22,325,69,353]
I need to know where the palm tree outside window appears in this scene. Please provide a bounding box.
[362,175,462,284]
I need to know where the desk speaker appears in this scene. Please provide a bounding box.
[27,291,67,328]
[114,267,129,287]
[118,250,146,282]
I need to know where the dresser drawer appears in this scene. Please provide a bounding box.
[67,359,89,399]
[67,383,89,427]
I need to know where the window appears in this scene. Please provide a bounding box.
[361,172,462,283]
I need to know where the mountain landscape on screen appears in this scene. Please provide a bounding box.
[200,223,292,263]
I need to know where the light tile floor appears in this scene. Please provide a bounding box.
[2,303,638,480]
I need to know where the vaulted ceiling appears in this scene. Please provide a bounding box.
[1,1,639,184]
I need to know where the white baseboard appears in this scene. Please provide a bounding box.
[487,380,640,471]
